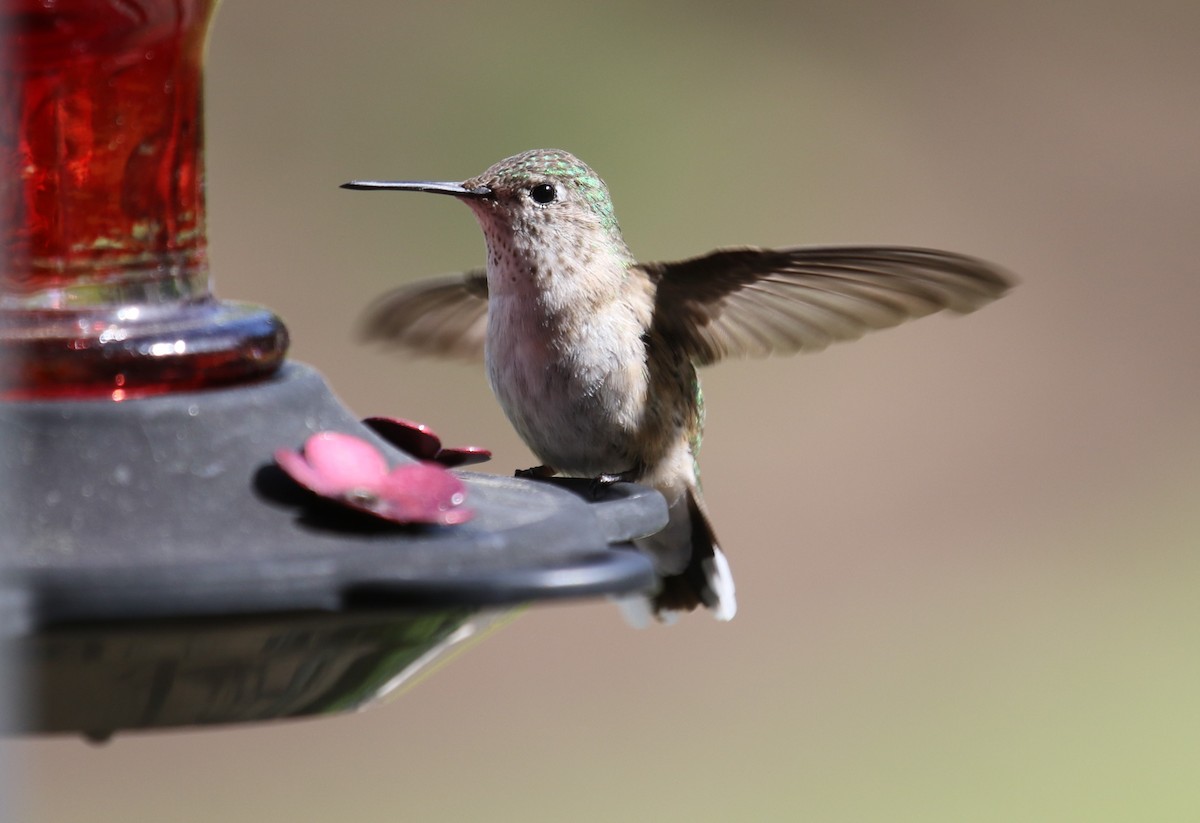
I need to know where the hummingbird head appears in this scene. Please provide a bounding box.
[459,149,622,240]
[343,149,632,274]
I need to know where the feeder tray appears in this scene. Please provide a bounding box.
[0,364,664,736]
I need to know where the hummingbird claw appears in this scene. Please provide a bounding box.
[589,469,640,499]
[589,476,617,499]
[514,464,557,479]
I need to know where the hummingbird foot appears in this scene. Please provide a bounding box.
[588,468,641,499]
[514,464,558,479]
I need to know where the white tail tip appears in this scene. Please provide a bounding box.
[703,547,738,621]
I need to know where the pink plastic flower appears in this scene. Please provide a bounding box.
[274,431,473,525]
[363,416,491,468]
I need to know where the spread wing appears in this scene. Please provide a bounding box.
[360,269,489,360]
[645,246,1012,366]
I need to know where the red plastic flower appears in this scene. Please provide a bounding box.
[363,417,491,468]
[274,431,473,525]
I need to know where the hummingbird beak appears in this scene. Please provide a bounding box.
[340,180,493,199]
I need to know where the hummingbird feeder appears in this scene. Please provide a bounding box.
[0,0,662,739]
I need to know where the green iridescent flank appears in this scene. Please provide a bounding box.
[504,150,621,236]
[690,373,705,485]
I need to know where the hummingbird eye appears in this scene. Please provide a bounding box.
[529,183,557,205]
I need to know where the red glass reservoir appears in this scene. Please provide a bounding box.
[1,0,287,400]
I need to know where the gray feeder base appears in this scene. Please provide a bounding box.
[0,363,666,736]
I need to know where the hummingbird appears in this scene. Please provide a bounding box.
[343,148,1011,624]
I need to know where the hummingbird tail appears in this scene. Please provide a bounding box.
[649,487,738,622]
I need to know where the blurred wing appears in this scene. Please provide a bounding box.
[647,246,1012,366]
[361,269,489,360]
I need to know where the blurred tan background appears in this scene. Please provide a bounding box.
[9,0,1200,820]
